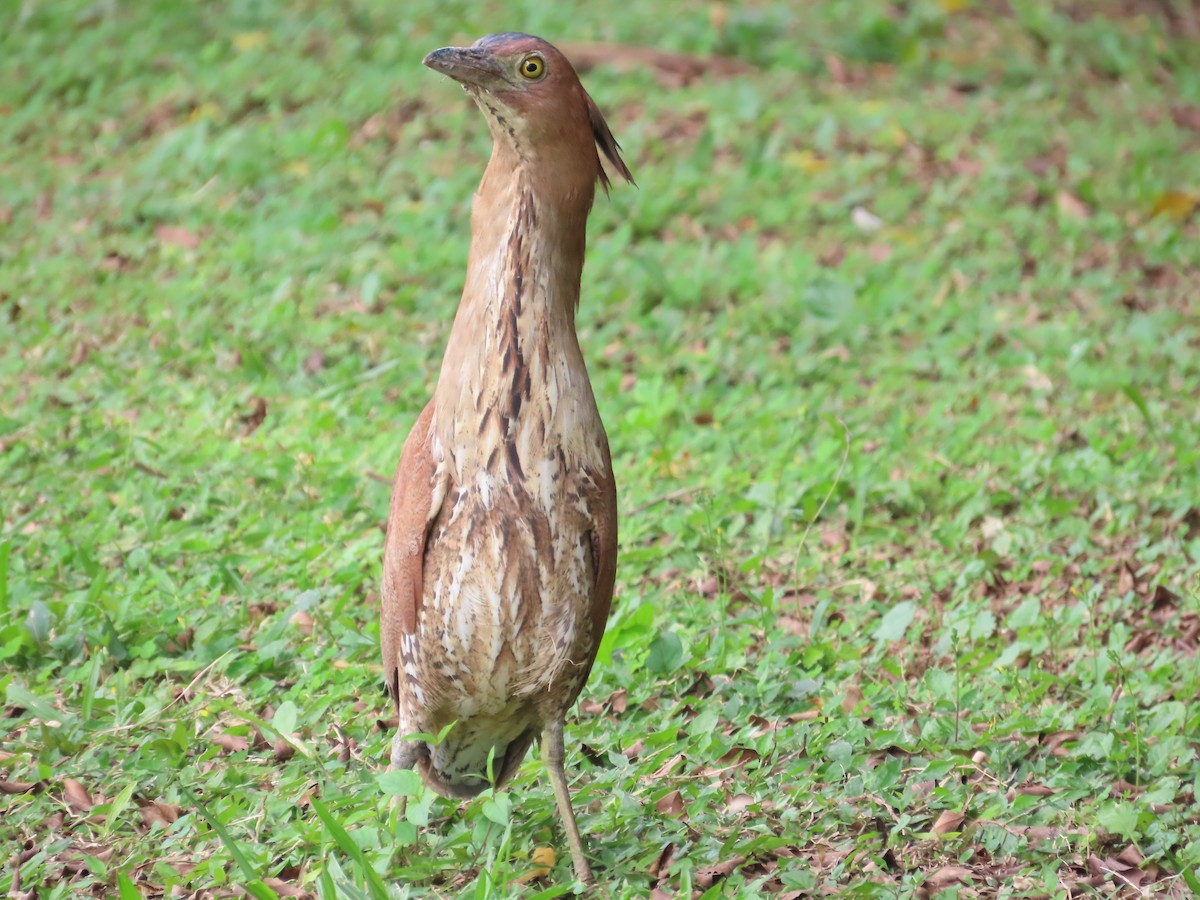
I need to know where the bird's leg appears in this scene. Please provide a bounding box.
[542,719,594,885]
[389,730,419,817]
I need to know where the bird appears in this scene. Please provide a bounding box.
[380,33,634,885]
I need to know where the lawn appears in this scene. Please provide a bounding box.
[2,0,1199,896]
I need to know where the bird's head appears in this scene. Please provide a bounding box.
[423,33,634,194]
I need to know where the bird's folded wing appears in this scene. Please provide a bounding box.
[381,400,445,701]
[586,453,619,660]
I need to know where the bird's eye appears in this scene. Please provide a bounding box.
[519,55,545,79]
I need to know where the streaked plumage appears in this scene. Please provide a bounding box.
[380,33,633,884]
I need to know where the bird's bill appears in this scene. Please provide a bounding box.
[423,46,511,91]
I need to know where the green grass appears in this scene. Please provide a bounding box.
[3,0,1199,896]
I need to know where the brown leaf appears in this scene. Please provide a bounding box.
[717,746,759,769]
[1056,190,1091,220]
[932,810,965,834]
[63,778,93,812]
[239,396,268,436]
[155,224,201,249]
[649,753,684,780]
[262,877,312,898]
[1117,844,1144,867]
[290,610,314,637]
[274,737,296,762]
[608,688,628,713]
[694,856,744,889]
[1150,190,1197,222]
[510,846,556,886]
[841,683,865,715]
[922,866,972,890]
[1013,783,1056,797]
[1172,105,1200,132]
[0,780,40,794]
[725,793,754,815]
[140,800,182,827]
[214,733,250,753]
[649,842,675,878]
[655,789,685,817]
[1118,561,1137,595]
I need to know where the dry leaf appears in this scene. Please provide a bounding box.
[140,800,182,827]
[511,846,555,885]
[655,789,685,817]
[63,778,93,812]
[649,842,675,878]
[1056,190,1091,220]
[841,683,865,714]
[716,746,759,768]
[0,780,40,795]
[214,733,251,753]
[694,856,744,889]
[1150,190,1197,221]
[261,878,310,898]
[725,793,754,814]
[290,610,314,636]
[239,396,268,436]
[932,810,965,834]
[922,865,973,891]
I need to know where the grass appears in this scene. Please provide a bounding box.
[2,0,1199,896]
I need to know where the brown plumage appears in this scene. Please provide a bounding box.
[380,33,633,884]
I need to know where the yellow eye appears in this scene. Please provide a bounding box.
[519,55,545,79]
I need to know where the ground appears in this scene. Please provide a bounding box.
[1,0,1199,897]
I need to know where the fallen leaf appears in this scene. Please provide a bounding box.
[290,610,314,637]
[725,793,754,814]
[63,778,93,812]
[649,841,675,878]
[694,856,744,889]
[511,846,555,885]
[0,780,40,794]
[1172,105,1200,132]
[273,737,296,762]
[932,810,965,834]
[140,800,182,827]
[921,865,972,892]
[1150,190,1197,221]
[579,698,603,716]
[655,789,685,817]
[261,877,310,898]
[213,733,250,753]
[239,396,268,436]
[716,746,759,769]
[1056,190,1091,220]
[841,683,865,714]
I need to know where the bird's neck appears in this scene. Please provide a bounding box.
[431,151,601,475]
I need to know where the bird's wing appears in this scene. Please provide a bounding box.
[381,400,446,703]
[586,447,618,658]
